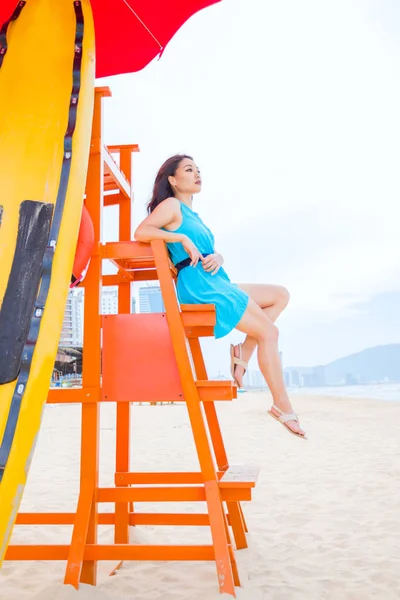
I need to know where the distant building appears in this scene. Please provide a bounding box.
[60,289,83,347]
[102,287,118,314]
[139,285,165,313]
[243,369,267,389]
[312,365,326,386]
[289,370,300,386]
[345,372,359,385]
[300,373,313,387]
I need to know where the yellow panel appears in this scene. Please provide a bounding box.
[0,0,95,563]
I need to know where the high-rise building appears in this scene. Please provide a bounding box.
[60,286,135,348]
[139,285,165,313]
[102,286,119,314]
[59,289,83,347]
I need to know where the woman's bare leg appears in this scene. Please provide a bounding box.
[234,296,305,437]
[233,284,290,387]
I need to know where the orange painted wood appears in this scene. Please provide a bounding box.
[114,148,133,546]
[102,314,184,403]
[151,240,218,482]
[6,545,215,562]
[101,240,153,261]
[239,503,248,533]
[102,273,135,285]
[204,480,236,596]
[98,487,207,503]
[64,479,95,588]
[16,513,215,527]
[47,388,100,404]
[222,515,241,587]
[115,472,206,485]
[226,502,247,550]
[76,87,107,587]
[107,144,140,153]
[126,513,211,527]
[114,470,248,486]
[103,192,123,205]
[189,338,229,470]
[196,380,236,402]
[97,486,251,503]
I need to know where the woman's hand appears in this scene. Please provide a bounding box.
[181,235,204,267]
[201,252,223,276]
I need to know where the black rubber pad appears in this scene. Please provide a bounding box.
[0,201,53,384]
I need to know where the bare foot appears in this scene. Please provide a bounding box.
[270,404,306,438]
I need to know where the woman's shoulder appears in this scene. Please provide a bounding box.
[160,196,181,212]
[152,196,181,216]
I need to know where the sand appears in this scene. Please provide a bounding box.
[1,391,400,600]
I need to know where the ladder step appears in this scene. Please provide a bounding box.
[197,380,237,401]
[181,303,216,338]
[219,464,259,489]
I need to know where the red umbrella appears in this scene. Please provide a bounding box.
[0,0,222,77]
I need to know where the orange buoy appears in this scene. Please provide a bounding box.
[70,203,94,287]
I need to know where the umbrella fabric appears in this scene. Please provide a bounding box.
[0,0,221,77]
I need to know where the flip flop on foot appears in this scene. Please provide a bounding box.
[230,343,248,389]
[268,404,307,439]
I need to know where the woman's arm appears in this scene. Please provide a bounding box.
[134,197,204,267]
[134,197,184,243]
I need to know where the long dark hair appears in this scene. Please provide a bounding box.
[147,154,193,214]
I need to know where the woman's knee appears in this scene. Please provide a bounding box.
[237,299,280,341]
[256,321,279,343]
[277,285,290,308]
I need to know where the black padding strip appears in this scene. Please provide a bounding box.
[0,201,53,384]
[0,1,26,68]
[0,205,3,226]
[0,1,85,481]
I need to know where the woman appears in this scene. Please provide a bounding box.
[134,155,306,439]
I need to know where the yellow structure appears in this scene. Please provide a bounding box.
[0,0,95,562]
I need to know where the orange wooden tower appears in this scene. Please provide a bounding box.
[5,87,258,597]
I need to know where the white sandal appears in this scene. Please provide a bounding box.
[230,343,248,389]
[268,404,307,439]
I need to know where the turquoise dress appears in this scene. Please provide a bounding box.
[163,202,249,339]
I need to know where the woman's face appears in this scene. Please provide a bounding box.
[169,158,202,195]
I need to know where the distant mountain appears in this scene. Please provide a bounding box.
[285,344,400,385]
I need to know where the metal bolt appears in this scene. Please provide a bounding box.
[17,384,24,394]
[35,308,43,317]
[49,240,56,248]
[71,97,77,105]
[65,151,71,159]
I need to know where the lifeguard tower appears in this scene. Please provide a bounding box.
[5,87,259,597]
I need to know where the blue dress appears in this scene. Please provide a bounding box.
[163,202,249,339]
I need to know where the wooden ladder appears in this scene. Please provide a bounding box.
[5,86,258,598]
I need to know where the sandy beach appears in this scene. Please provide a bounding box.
[1,391,400,600]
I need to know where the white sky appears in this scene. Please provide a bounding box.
[97,0,400,370]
